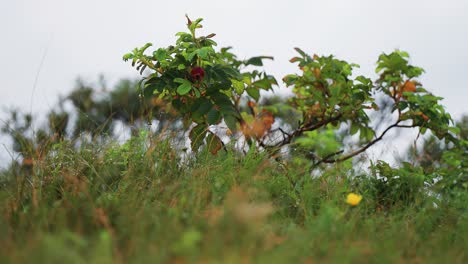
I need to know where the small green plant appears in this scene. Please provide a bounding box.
[366,160,428,208]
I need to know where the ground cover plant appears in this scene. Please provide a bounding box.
[0,16,467,263]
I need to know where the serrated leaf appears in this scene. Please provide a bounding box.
[122,53,133,61]
[232,79,245,94]
[194,89,201,98]
[211,92,232,105]
[222,67,242,80]
[242,75,252,85]
[224,114,238,132]
[207,108,222,124]
[206,133,223,155]
[356,75,372,85]
[154,48,167,61]
[371,102,380,111]
[187,50,197,61]
[189,124,207,151]
[196,47,212,60]
[144,81,165,97]
[211,80,232,90]
[177,82,192,95]
[397,101,409,111]
[253,78,273,90]
[189,18,204,31]
[195,98,213,115]
[350,123,360,136]
[245,56,274,66]
[294,47,306,57]
[174,78,187,84]
[219,103,239,118]
[359,127,375,141]
[246,87,260,101]
[282,74,298,85]
[448,126,460,134]
[176,31,191,37]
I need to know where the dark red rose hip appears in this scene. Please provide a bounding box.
[191,67,205,81]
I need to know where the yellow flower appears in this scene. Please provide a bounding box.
[346,193,362,206]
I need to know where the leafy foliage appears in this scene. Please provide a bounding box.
[124,16,277,151]
[124,17,459,167]
[401,115,468,194]
[0,78,180,169]
[0,14,466,264]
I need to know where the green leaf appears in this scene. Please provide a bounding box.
[245,56,274,66]
[187,50,197,61]
[154,48,167,61]
[398,50,410,58]
[171,98,183,111]
[201,38,217,47]
[219,103,238,118]
[207,108,222,125]
[359,127,375,141]
[217,65,242,80]
[122,53,133,61]
[282,74,298,85]
[232,79,245,94]
[208,65,228,81]
[294,47,307,57]
[448,126,460,135]
[206,133,223,155]
[189,18,204,31]
[194,88,201,98]
[211,92,232,106]
[356,76,372,86]
[371,102,380,111]
[174,78,192,95]
[246,87,260,101]
[176,32,193,43]
[189,124,207,151]
[144,80,165,97]
[211,80,232,91]
[253,78,274,90]
[174,78,187,84]
[350,123,360,136]
[192,98,213,120]
[196,47,213,60]
[224,115,238,132]
[177,82,192,95]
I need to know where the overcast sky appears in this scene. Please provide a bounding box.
[0,0,467,166]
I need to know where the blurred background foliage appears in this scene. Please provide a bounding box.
[0,75,466,263]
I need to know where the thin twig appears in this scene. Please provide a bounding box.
[320,122,418,163]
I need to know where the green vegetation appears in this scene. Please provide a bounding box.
[0,16,466,263]
[123,16,458,163]
[0,132,466,263]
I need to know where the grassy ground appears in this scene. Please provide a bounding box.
[0,133,467,263]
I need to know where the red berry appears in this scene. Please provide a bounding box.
[191,67,205,81]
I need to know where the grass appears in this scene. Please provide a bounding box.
[0,132,467,263]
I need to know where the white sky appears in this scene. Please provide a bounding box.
[0,0,467,166]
